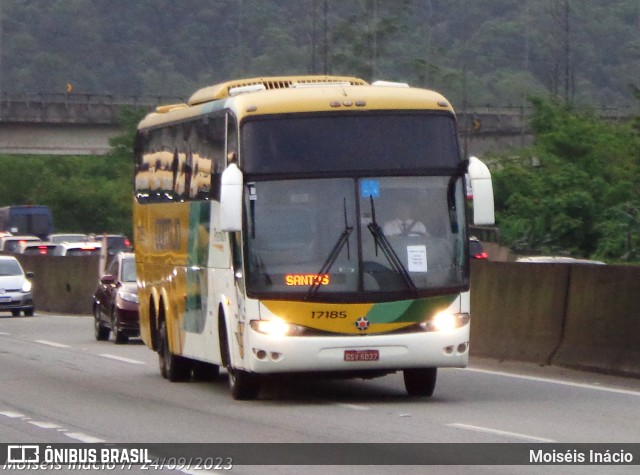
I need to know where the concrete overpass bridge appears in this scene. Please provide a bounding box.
[0,92,627,157]
[0,92,181,155]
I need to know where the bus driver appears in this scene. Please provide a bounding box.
[383,201,428,238]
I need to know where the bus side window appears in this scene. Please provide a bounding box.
[195,114,227,202]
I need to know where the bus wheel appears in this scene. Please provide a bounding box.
[403,368,437,397]
[228,367,260,400]
[158,320,191,382]
[192,361,220,381]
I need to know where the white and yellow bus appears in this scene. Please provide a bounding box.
[133,76,494,400]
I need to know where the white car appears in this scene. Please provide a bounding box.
[0,255,35,316]
[16,241,58,255]
[52,241,102,256]
[48,233,89,244]
[0,235,41,252]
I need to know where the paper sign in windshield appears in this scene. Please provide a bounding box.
[407,245,428,272]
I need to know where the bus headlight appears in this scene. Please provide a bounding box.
[420,312,469,332]
[250,318,305,337]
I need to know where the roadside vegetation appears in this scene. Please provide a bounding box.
[490,96,640,262]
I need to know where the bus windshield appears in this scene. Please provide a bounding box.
[244,175,468,302]
[241,112,459,176]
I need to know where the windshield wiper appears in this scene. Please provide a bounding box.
[307,198,352,297]
[367,195,417,292]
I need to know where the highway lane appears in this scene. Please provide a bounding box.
[1,313,640,474]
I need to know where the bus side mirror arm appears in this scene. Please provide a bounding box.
[220,163,243,232]
[468,156,495,226]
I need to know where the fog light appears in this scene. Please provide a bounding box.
[270,352,281,361]
[444,345,454,354]
[457,343,468,353]
[254,349,267,359]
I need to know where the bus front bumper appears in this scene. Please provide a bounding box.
[244,325,470,374]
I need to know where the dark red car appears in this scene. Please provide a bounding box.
[469,236,489,259]
[103,234,133,256]
[93,252,139,344]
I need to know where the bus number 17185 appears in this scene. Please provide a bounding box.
[311,311,347,319]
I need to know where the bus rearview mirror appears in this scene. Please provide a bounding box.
[468,156,495,226]
[220,163,243,232]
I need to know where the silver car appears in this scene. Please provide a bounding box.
[0,255,35,316]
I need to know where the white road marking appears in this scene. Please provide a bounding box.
[28,421,62,429]
[335,403,370,411]
[2,410,104,443]
[100,354,145,365]
[463,367,640,397]
[0,332,10,335]
[0,411,25,418]
[448,423,556,442]
[65,432,105,443]
[34,339,70,348]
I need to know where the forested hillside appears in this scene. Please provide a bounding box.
[1,0,639,109]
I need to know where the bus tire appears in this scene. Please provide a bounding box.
[218,309,260,399]
[228,367,260,400]
[158,320,191,382]
[403,367,437,397]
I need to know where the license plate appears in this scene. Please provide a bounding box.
[344,349,379,362]
[0,296,11,303]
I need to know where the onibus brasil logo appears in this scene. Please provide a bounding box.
[5,444,151,469]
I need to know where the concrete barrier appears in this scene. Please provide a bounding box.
[8,253,100,315]
[471,260,640,377]
[470,260,568,364]
[551,264,640,376]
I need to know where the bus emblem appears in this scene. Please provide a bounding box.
[355,317,369,331]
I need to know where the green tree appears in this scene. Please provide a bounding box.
[331,0,411,80]
[492,96,640,261]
